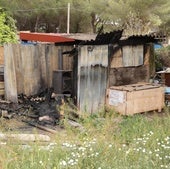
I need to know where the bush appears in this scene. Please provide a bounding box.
[155,45,170,71]
[0,8,17,45]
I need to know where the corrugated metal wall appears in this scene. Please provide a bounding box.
[77,45,108,114]
[4,43,73,102]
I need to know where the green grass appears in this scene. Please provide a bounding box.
[0,108,170,169]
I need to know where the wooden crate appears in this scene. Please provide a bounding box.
[106,83,165,115]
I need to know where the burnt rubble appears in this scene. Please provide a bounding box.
[0,88,78,133]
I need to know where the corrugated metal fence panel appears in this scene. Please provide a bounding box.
[4,43,73,101]
[78,45,108,113]
[122,45,143,67]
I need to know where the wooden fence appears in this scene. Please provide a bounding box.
[4,43,73,102]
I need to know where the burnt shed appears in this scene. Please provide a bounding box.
[77,30,156,113]
[3,30,157,114]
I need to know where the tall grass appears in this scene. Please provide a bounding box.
[0,108,170,169]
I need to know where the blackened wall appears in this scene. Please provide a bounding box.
[108,44,155,86]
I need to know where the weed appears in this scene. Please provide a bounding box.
[0,108,169,169]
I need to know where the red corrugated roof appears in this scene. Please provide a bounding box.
[19,32,75,43]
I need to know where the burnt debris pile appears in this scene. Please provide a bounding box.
[0,88,78,133]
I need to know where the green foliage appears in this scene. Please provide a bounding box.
[155,45,170,70]
[0,8,17,45]
[0,0,169,34]
[102,0,168,35]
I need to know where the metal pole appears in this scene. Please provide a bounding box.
[67,3,70,34]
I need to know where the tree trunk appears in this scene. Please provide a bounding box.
[34,15,40,32]
[91,12,97,33]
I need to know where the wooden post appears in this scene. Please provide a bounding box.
[4,44,18,103]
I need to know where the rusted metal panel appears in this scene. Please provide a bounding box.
[77,45,108,113]
[122,45,143,67]
[109,44,154,87]
[19,32,75,43]
[110,45,146,68]
[110,48,122,68]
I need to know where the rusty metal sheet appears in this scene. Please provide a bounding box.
[122,45,143,67]
[19,32,75,43]
[77,45,108,113]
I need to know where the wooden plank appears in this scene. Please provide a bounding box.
[127,87,164,100]
[14,44,24,94]
[4,44,18,102]
[0,82,4,89]
[47,45,54,87]
[21,45,42,96]
[134,85,159,91]
[110,49,123,68]
[127,87,164,115]
[0,133,51,142]
[110,83,161,92]
[23,120,58,134]
[0,89,4,95]
[63,46,73,70]
[39,44,48,87]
